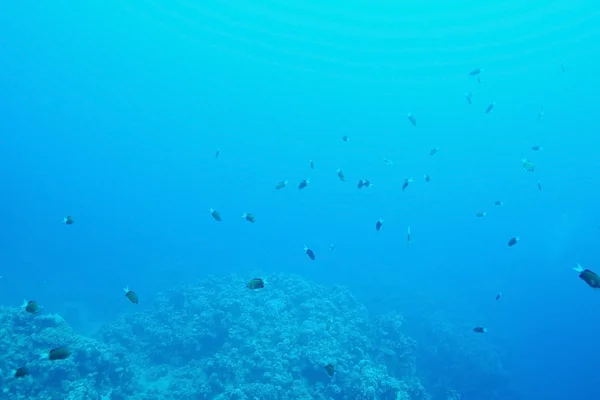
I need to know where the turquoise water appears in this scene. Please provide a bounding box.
[1,1,599,399]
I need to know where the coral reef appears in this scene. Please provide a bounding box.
[99,274,428,399]
[0,273,514,399]
[0,308,130,399]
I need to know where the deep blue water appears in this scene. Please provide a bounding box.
[1,1,600,399]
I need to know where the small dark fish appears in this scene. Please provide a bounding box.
[537,181,542,191]
[324,364,335,377]
[124,287,139,304]
[495,292,502,300]
[402,177,414,191]
[407,226,412,246]
[468,68,481,76]
[336,169,345,181]
[241,213,255,223]
[23,300,40,314]
[362,179,372,188]
[13,366,29,378]
[357,180,364,189]
[494,200,504,206]
[573,264,600,289]
[341,135,349,142]
[531,145,543,151]
[304,245,315,260]
[507,236,520,247]
[485,102,495,114]
[246,278,265,290]
[329,244,335,251]
[215,148,220,158]
[275,180,288,190]
[473,326,487,333]
[537,107,544,120]
[47,346,71,361]
[375,219,384,231]
[407,113,417,126]
[477,76,481,84]
[522,158,535,172]
[465,92,473,104]
[424,174,430,183]
[309,160,315,169]
[475,211,487,218]
[298,179,310,190]
[209,208,222,221]
[325,319,332,331]
[429,147,439,156]
[63,216,74,225]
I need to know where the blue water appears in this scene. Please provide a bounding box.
[1,1,600,399]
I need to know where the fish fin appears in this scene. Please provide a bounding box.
[123,287,129,293]
[306,179,311,184]
[21,299,28,308]
[241,213,247,219]
[209,208,214,213]
[39,351,48,360]
[573,264,584,273]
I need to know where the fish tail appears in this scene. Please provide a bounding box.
[573,264,584,273]
[123,286,129,293]
[241,213,247,219]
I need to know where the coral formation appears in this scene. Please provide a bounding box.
[0,309,129,399]
[0,274,514,399]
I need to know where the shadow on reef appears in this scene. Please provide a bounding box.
[0,274,514,400]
